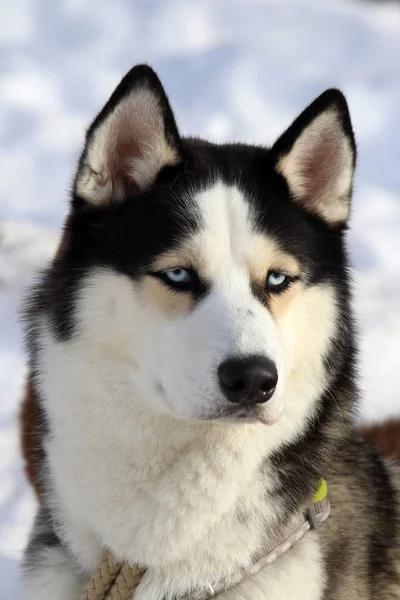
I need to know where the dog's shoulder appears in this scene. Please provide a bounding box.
[320,434,400,598]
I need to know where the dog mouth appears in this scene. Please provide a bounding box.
[201,403,269,425]
[158,386,274,425]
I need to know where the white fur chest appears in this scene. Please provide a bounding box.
[46,410,325,600]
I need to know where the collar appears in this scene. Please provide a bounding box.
[80,479,330,600]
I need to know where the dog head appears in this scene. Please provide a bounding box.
[38,65,356,428]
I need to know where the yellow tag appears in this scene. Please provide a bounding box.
[313,478,328,503]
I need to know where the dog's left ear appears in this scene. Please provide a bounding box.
[74,64,182,205]
[271,89,356,226]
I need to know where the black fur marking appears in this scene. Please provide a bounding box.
[366,450,400,593]
[23,506,62,573]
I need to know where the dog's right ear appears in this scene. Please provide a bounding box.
[74,65,182,206]
[271,89,356,226]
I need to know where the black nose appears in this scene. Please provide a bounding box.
[218,355,278,405]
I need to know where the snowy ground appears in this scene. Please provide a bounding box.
[1,0,400,597]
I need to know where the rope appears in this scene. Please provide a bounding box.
[80,553,144,600]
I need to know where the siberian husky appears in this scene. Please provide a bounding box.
[21,65,400,599]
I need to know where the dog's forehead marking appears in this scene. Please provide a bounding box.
[193,182,258,269]
[161,181,300,281]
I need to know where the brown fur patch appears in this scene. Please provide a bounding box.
[268,280,302,321]
[139,276,193,317]
[247,247,300,284]
[20,379,44,499]
[361,420,400,462]
[19,226,71,501]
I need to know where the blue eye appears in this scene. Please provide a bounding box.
[165,269,190,283]
[267,271,291,292]
[154,267,199,291]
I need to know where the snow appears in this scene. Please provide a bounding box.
[0,0,399,597]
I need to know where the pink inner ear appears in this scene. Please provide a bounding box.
[110,139,140,193]
[107,112,144,194]
[105,102,162,195]
[301,134,343,202]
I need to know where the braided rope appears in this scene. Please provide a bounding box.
[80,553,144,600]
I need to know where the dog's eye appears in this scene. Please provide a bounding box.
[165,269,191,284]
[153,268,198,291]
[266,271,291,293]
